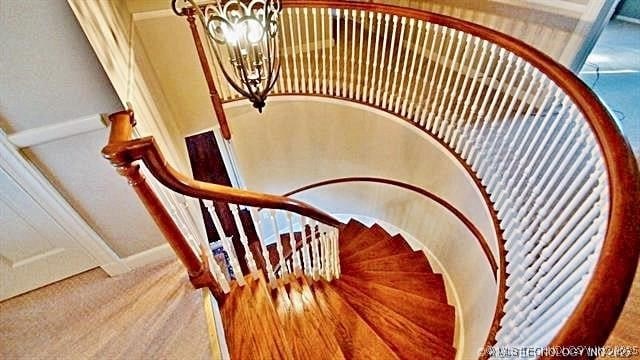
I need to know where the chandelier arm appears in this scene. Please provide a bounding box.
[179,0,282,112]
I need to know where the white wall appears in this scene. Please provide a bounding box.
[0,1,166,258]
[292,182,497,359]
[224,98,499,358]
[226,97,499,259]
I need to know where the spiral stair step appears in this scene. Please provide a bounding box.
[219,220,456,359]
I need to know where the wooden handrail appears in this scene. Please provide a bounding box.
[258,1,638,355]
[102,110,343,300]
[283,176,499,277]
[103,110,225,301]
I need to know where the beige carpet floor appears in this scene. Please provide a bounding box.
[0,259,215,360]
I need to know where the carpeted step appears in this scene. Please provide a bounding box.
[331,279,456,360]
[339,276,455,345]
[305,278,400,359]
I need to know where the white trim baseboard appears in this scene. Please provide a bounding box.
[122,244,176,269]
[7,113,107,148]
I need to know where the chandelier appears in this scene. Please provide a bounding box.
[172,0,282,112]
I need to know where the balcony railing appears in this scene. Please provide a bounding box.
[101,1,640,359]
[177,0,639,358]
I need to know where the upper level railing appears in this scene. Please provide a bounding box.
[183,0,640,357]
[103,110,342,298]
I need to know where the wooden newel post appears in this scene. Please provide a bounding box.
[104,111,225,301]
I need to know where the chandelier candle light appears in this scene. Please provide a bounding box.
[172,0,282,112]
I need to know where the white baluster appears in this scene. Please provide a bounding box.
[349,9,357,98]
[229,204,258,279]
[375,14,391,107]
[341,9,349,97]
[251,208,277,285]
[287,10,300,93]
[420,25,449,129]
[355,10,365,101]
[383,15,401,110]
[312,8,320,93]
[281,9,293,93]
[294,8,306,93]
[401,19,421,115]
[462,48,508,162]
[335,229,340,278]
[407,22,431,120]
[311,220,321,280]
[286,212,302,276]
[321,7,328,94]
[369,12,383,103]
[363,11,374,102]
[299,214,312,277]
[394,17,413,114]
[449,39,490,150]
[270,210,289,280]
[203,200,245,286]
[432,30,465,137]
[303,8,313,93]
[440,32,473,141]
[467,51,515,168]
[476,58,528,178]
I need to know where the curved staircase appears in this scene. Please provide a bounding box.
[220,220,456,359]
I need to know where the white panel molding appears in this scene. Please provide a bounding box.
[0,130,130,276]
[122,243,175,269]
[7,113,107,148]
[132,9,174,21]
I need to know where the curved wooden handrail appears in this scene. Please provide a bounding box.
[283,176,499,277]
[102,110,343,228]
[261,1,639,356]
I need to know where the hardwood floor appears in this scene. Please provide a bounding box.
[219,220,457,359]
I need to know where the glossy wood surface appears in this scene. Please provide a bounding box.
[284,176,499,278]
[270,2,640,355]
[102,111,343,228]
[221,219,457,359]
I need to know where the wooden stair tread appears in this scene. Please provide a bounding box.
[331,279,456,360]
[272,278,345,359]
[341,224,394,260]
[338,220,369,256]
[340,275,455,344]
[388,234,416,254]
[340,271,448,303]
[342,252,434,274]
[341,239,413,263]
[220,275,294,359]
[223,220,457,359]
[305,278,400,360]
